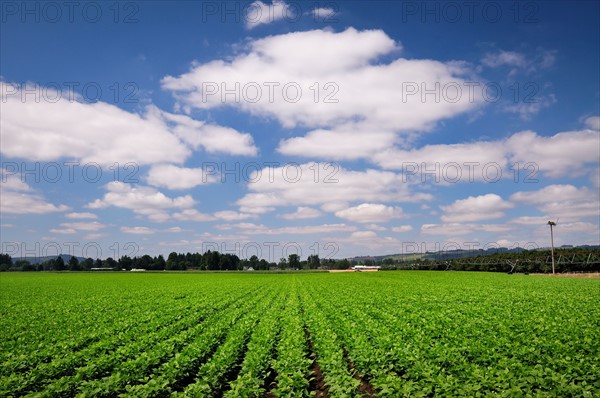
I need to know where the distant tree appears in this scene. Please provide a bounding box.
[288,254,300,269]
[190,253,202,269]
[258,259,269,270]
[166,252,179,270]
[278,257,287,269]
[79,258,93,270]
[321,259,336,269]
[16,260,34,271]
[382,258,394,266]
[68,256,81,271]
[42,259,56,271]
[249,255,259,270]
[219,255,232,271]
[105,257,119,270]
[0,253,12,271]
[152,255,166,270]
[334,259,350,270]
[135,255,152,269]
[55,256,66,271]
[230,254,241,271]
[198,255,207,271]
[94,258,103,269]
[118,255,132,270]
[307,254,320,269]
[204,251,220,270]
[239,258,249,270]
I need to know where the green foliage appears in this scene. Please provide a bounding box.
[68,255,80,271]
[307,254,320,269]
[55,255,65,271]
[0,272,598,396]
[288,254,300,269]
[0,253,12,271]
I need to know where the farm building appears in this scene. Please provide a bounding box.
[352,265,381,272]
[329,265,381,273]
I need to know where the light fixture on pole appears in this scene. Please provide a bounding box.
[547,220,557,274]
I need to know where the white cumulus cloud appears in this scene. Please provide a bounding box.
[146,164,218,190]
[236,163,432,213]
[335,203,405,223]
[441,194,514,222]
[87,181,196,222]
[279,207,322,220]
[0,82,256,166]
[162,28,482,161]
[0,169,70,214]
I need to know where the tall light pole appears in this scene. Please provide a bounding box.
[548,221,556,274]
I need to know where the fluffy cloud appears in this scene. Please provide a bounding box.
[172,209,216,222]
[556,222,599,234]
[214,211,257,221]
[392,225,413,233]
[335,203,405,223]
[509,216,550,225]
[236,163,432,213]
[60,221,106,231]
[146,164,217,190]
[121,226,156,235]
[160,112,257,156]
[84,233,109,240]
[279,130,597,183]
[421,223,512,236]
[376,129,599,181]
[237,223,357,235]
[65,212,98,219]
[0,169,69,214]
[584,116,600,130]
[0,82,256,166]
[49,221,105,234]
[481,49,556,74]
[87,181,196,222]
[279,207,322,220]
[312,7,336,20]
[482,50,528,69]
[215,222,266,231]
[49,228,77,235]
[263,223,357,235]
[278,130,398,160]
[506,130,600,178]
[350,231,378,239]
[332,230,405,256]
[244,1,293,29]
[163,28,482,160]
[502,94,557,120]
[510,184,599,221]
[441,194,513,222]
[374,141,506,182]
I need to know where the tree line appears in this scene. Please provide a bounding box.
[1,247,597,273]
[0,251,336,272]
[376,247,600,273]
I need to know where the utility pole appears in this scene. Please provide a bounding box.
[548,221,556,274]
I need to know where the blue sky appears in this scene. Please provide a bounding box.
[1,0,599,261]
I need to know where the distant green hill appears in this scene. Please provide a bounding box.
[350,245,600,263]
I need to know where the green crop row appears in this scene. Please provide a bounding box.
[1,272,598,397]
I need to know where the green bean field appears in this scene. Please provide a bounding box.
[1,272,598,397]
